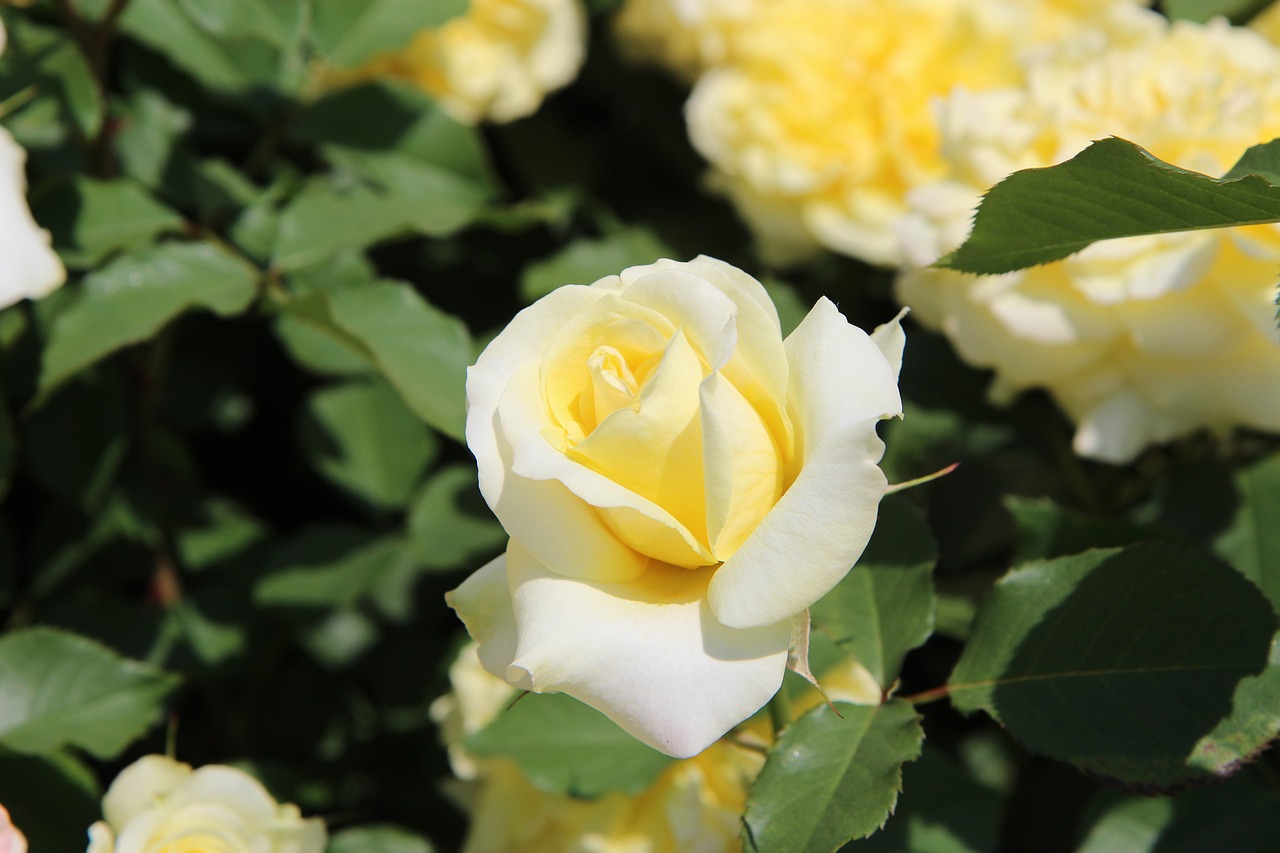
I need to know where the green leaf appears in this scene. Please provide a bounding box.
[0,381,13,502]
[465,692,675,798]
[1163,0,1274,24]
[255,528,414,610]
[743,700,923,853]
[32,177,184,268]
[1005,496,1175,563]
[119,0,256,92]
[937,137,1280,274]
[309,0,467,67]
[298,379,438,510]
[1214,451,1280,612]
[810,495,937,689]
[303,283,471,441]
[854,748,1004,853]
[405,464,505,571]
[948,543,1280,788]
[519,228,672,301]
[38,242,259,396]
[329,825,435,853]
[0,627,181,758]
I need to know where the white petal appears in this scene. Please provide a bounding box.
[466,284,650,582]
[445,552,520,681]
[0,130,66,310]
[869,308,908,380]
[504,541,790,758]
[86,823,114,853]
[709,298,899,629]
[102,755,192,829]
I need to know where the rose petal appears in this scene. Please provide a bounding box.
[709,298,900,629]
[504,541,791,758]
[446,552,520,681]
[501,365,715,571]
[617,264,740,370]
[0,129,66,310]
[102,755,193,829]
[870,308,908,379]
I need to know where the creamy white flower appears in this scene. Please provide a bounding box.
[448,256,903,757]
[85,755,326,853]
[353,0,587,124]
[0,805,26,853]
[897,10,1280,461]
[0,19,66,310]
[681,0,1142,266]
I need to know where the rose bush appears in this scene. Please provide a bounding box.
[85,755,326,853]
[349,0,587,124]
[448,256,904,757]
[0,18,65,310]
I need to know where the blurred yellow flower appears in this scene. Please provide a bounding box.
[86,755,326,853]
[353,0,587,124]
[435,642,879,853]
[896,9,1280,461]
[613,0,758,79]
[680,0,1139,266]
[1251,1,1280,43]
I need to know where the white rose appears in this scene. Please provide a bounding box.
[85,755,326,853]
[351,0,587,125]
[896,10,1280,461]
[0,20,66,310]
[448,256,903,757]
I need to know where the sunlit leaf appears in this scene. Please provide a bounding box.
[0,627,180,758]
[743,700,923,853]
[937,137,1280,274]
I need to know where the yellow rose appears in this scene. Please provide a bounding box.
[0,19,66,310]
[352,0,587,124]
[0,805,26,853]
[85,755,326,853]
[681,0,1141,266]
[896,9,1280,461]
[436,642,880,852]
[613,0,758,79]
[448,256,904,757]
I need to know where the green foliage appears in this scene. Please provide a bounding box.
[329,825,436,853]
[1162,0,1275,24]
[39,242,259,396]
[0,627,180,758]
[466,692,675,797]
[743,701,924,853]
[938,137,1280,274]
[810,495,937,689]
[949,544,1280,788]
[1214,450,1280,611]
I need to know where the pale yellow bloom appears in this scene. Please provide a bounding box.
[449,256,904,756]
[438,642,879,853]
[354,0,586,124]
[681,0,1141,266]
[613,0,758,78]
[1250,1,1280,43]
[0,19,66,309]
[897,9,1280,461]
[85,755,326,853]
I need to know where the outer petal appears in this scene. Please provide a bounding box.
[709,298,901,629]
[86,823,114,853]
[503,541,791,758]
[446,552,520,681]
[102,755,191,829]
[467,285,650,582]
[0,129,66,310]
